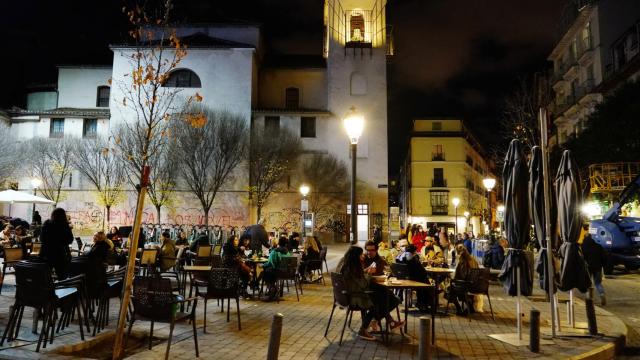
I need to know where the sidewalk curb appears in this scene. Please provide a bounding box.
[567,298,627,360]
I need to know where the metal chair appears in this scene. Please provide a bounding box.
[276,256,302,302]
[212,244,222,256]
[197,268,241,332]
[320,246,329,274]
[0,247,24,294]
[324,272,372,345]
[138,248,158,275]
[127,275,198,360]
[196,245,212,260]
[467,268,494,320]
[305,259,325,285]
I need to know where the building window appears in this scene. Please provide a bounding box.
[357,203,368,215]
[96,86,110,107]
[265,116,280,135]
[432,168,446,187]
[350,13,365,42]
[163,69,202,88]
[83,119,97,138]
[432,122,442,131]
[432,145,444,161]
[50,118,64,138]
[582,22,592,50]
[300,116,316,138]
[430,190,449,215]
[285,87,300,109]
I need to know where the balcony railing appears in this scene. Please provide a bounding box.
[432,179,447,187]
[431,206,448,215]
[432,152,445,161]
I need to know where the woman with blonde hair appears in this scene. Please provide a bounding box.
[298,236,320,281]
[447,244,479,315]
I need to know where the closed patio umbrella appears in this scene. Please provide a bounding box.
[498,139,532,339]
[529,146,555,292]
[555,150,590,293]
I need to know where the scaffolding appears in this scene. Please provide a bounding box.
[589,162,640,193]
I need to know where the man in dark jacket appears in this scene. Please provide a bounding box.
[247,221,271,253]
[484,239,505,270]
[581,224,606,305]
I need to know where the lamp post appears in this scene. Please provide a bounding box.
[483,177,496,236]
[343,106,364,245]
[299,184,310,237]
[452,197,460,235]
[31,178,42,222]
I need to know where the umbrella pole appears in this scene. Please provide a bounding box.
[569,290,575,327]
[517,264,522,339]
[540,108,557,337]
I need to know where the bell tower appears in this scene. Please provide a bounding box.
[324,0,389,240]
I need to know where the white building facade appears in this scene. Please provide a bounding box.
[4,2,391,240]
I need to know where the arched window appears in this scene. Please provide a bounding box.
[285,87,300,109]
[163,69,202,88]
[96,86,110,107]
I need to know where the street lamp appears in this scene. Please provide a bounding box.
[344,106,364,245]
[452,197,460,235]
[31,178,42,223]
[463,211,470,233]
[299,184,310,237]
[483,177,496,236]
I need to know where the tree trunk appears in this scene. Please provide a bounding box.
[106,205,111,230]
[257,205,262,223]
[203,207,210,226]
[155,205,161,225]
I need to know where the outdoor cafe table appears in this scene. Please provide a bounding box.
[244,257,268,297]
[373,277,436,344]
[424,266,455,316]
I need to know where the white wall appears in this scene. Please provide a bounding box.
[259,68,327,109]
[57,67,112,108]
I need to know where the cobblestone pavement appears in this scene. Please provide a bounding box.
[0,243,625,359]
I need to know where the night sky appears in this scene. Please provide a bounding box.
[0,0,563,176]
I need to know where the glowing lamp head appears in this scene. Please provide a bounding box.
[343,106,364,145]
[452,197,460,208]
[483,178,496,191]
[463,211,470,218]
[299,184,310,197]
[31,178,42,189]
[497,205,505,212]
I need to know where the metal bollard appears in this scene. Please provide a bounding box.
[418,316,432,360]
[529,309,540,353]
[585,298,598,335]
[267,313,284,360]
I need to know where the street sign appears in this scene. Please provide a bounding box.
[301,199,308,212]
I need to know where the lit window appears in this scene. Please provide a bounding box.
[50,118,64,138]
[300,117,316,138]
[163,69,202,88]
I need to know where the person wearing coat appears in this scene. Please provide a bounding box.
[40,208,74,279]
[581,224,607,305]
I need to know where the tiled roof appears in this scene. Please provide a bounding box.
[6,107,110,118]
[111,32,254,49]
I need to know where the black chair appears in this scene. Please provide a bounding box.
[324,272,372,345]
[276,256,302,302]
[320,246,329,274]
[0,247,24,294]
[390,263,410,301]
[128,275,198,360]
[1,261,83,352]
[69,257,108,336]
[197,268,241,332]
[467,268,494,320]
[305,259,325,285]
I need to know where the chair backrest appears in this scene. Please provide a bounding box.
[306,259,322,271]
[176,247,185,262]
[468,268,490,294]
[31,242,42,253]
[330,272,350,307]
[212,244,222,256]
[391,263,410,279]
[75,237,83,252]
[276,256,298,279]
[197,245,212,258]
[5,247,23,262]
[140,249,158,265]
[206,268,239,297]
[132,275,174,320]
[15,261,55,307]
[320,246,328,261]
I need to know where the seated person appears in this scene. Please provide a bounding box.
[222,235,252,296]
[260,236,291,300]
[189,233,210,256]
[288,232,301,252]
[86,231,111,265]
[159,231,177,271]
[14,225,31,257]
[338,246,404,340]
[446,244,479,315]
[238,234,251,258]
[377,240,395,266]
[363,240,387,276]
[298,236,320,281]
[0,224,14,247]
[396,244,432,312]
[107,226,122,248]
[175,231,189,246]
[484,238,505,270]
[122,231,146,253]
[420,237,445,267]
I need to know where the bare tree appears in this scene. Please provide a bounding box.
[28,138,73,206]
[173,106,248,225]
[72,139,126,229]
[0,123,20,185]
[301,153,348,213]
[146,135,179,223]
[249,126,302,221]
